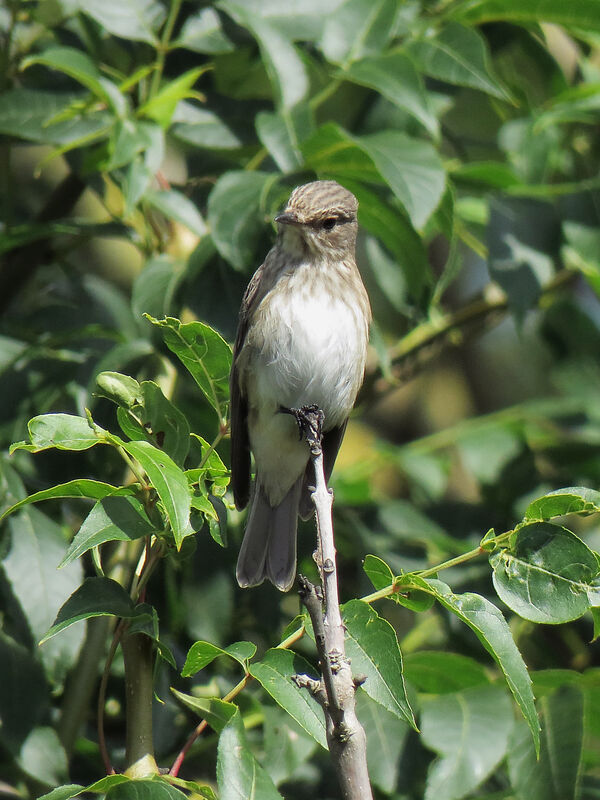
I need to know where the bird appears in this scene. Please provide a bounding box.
[230,180,371,591]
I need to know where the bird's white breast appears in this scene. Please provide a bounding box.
[245,261,368,429]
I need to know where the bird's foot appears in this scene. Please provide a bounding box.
[280,404,324,448]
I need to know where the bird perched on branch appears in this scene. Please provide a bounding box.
[230,180,371,591]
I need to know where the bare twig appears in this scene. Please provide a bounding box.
[294,406,373,800]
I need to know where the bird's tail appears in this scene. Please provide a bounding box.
[236,476,301,592]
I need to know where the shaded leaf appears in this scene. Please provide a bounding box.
[4,508,84,681]
[356,130,446,229]
[217,711,283,800]
[451,0,600,34]
[356,689,410,794]
[41,577,146,643]
[77,0,166,44]
[60,496,156,567]
[423,578,540,754]
[207,170,275,270]
[320,0,397,65]
[421,686,514,800]
[175,7,235,54]
[18,727,68,787]
[406,22,510,99]
[508,686,584,800]
[343,52,438,135]
[403,651,490,694]
[220,4,308,109]
[146,190,207,238]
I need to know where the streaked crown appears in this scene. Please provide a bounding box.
[284,180,358,224]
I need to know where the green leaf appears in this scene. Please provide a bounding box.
[356,131,446,229]
[421,686,514,800]
[320,0,397,65]
[37,786,85,800]
[508,686,584,800]
[11,413,107,454]
[207,170,275,270]
[217,711,283,800]
[355,689,410,794]
[0,479,129,523]
[37,776,131,800]
[256,106,314,173]
[342,600,416,728]
[60,496,156,567]
[249,648,328,749]
[403,651,490,694]
[343,179,433,305]
[96,372,142,408]
[132,255,180,321]
[22,47,126,112]
[451,0,600,33]
[18,727,68,787]
[342,52,438,136]
[524,487,600,521]
[363,553,395,591]
[491,522,600,624]
[452,160,522,189]
[0,631,48,753]
[170,690,237,733]
[146,190,207,237]
[41,577,145,643]
[171,102,241,149]
[422,578,540,754]
[105,778,189,799]
[302,123,383,186]
[126,604,176,668]
[405,22,510,99]
[3,508,84,683]
[175,7,235,54]
[116,380,191,466]
[120,439,193,549]
[182,640,256,677]
[139,68,208,128]
[145,315,231,422]
[77,0,166,44]
[220,3,308,109]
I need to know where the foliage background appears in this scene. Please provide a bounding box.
[1,0,600,798]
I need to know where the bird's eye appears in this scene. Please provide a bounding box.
[322,217,337,231]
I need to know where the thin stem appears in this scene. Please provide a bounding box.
[197,429,225,471]
[149,0,182,99]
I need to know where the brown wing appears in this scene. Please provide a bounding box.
[299,420,348,520]
[230,263,266,510]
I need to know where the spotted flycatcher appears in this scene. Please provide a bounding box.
[230,180,371,591]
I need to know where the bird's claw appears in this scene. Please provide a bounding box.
[280,404,324,447]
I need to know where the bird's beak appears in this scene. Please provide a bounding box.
[274,211,299,225]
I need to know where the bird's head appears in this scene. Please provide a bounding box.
[275,180,358,259]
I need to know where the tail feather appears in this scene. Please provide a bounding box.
[236,477,301,591]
